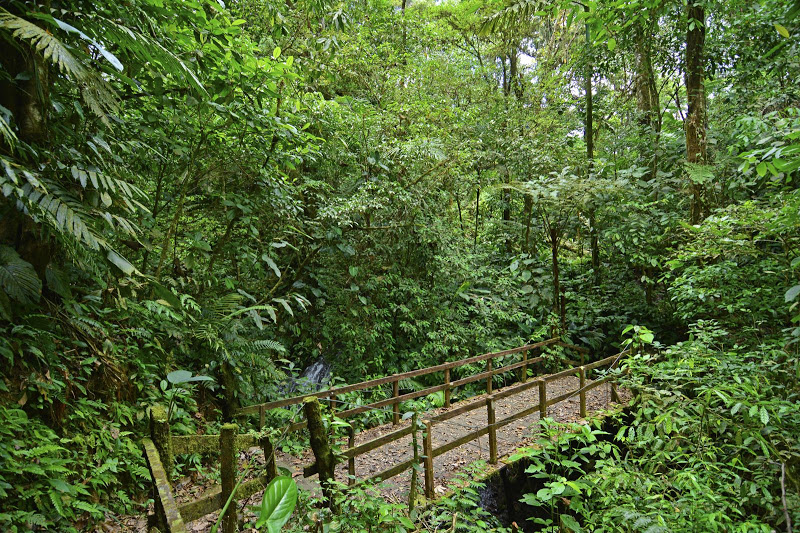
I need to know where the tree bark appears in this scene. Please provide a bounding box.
[685,1,707,224]
[634,16,661,182]
[585,15,600,286]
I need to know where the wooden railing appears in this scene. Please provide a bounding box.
[143,406,279,533]
[144,339,627,530]
[297,348,627,497]
[237,338,589,431]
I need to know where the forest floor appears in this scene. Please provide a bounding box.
[109,374,627,532]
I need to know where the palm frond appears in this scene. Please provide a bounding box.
[0,9,118,121]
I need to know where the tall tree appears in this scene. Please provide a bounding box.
[685,0,708,224]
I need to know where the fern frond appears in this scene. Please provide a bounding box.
[0,9,118,121]
[0,245,41,305]
[248,339,286,353]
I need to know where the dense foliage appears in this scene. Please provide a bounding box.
[0,0,798,530]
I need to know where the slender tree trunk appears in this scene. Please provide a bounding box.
[550,227,560,318]
[635,16,661,180]
[585,15,600,286]
[474,187,480,249]
[523,196,533,252]
[685,1,708,224]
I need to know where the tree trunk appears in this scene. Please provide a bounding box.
[635,16,661,181]
[523,196,533,252]
[0,17,49,145]
[685,1,707,224]
[550,227,560,318]
[585,15,600,286]
[474,187,480,249]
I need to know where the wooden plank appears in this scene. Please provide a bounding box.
[341,425,414,459]
[584,350,627,371]
[178,486,221,523]
[171,434,259,455]
[178,474,272,524]
[237,338,559,414]
[143,438,187,533]
[365,456,417,483]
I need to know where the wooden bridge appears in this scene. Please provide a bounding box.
[143,337,628,532]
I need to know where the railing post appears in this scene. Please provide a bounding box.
[149,404,174,482]
[409,412,419,513]
[392,379,400,425]
[579,366,587,418]
[538,378,547,419]
[220,423,237,533]
[260,434,278,482]
[521,349,528,383]
[304,397,337,510]
[423,419,434,499]
[486,357,493,394]
[443,368,451,408]
[258,405,266,430]
[347,424,356,486]
[487,397,497,464]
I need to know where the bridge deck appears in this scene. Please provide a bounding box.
[278,372,623,501]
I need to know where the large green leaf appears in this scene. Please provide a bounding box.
[0,245,42,305]
[255,476,298,532]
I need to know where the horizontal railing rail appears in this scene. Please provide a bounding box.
[302,348,629,492]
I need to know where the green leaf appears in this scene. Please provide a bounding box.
[0,245,41,304]
[774,23,790,38]
[167,370,192,385]
[263,254,281,278]
[560,514,583,532]
[607,38,616,51]
[759,406,769,425]
[273,46,282,59]
[107,250,136,276]
[255,476,298,532]
[785,284,800,302]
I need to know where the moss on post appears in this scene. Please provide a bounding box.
[220,423,237,533]
[150,404,174,482]
[303,397,337,509]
